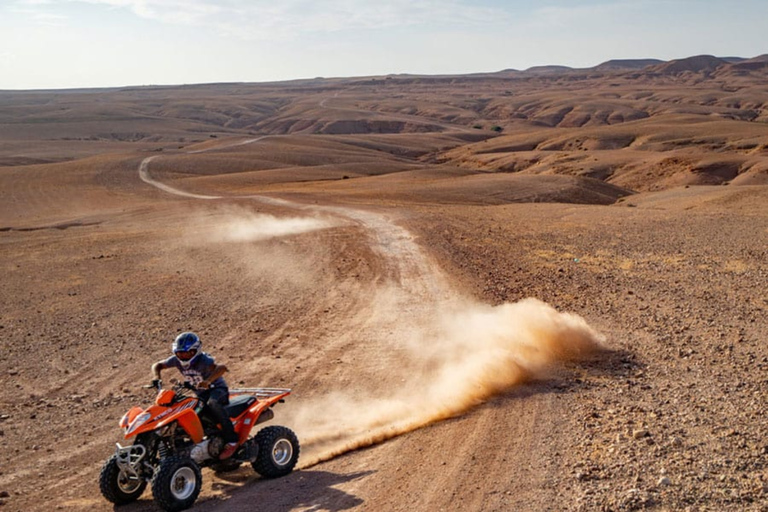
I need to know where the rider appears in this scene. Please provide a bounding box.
[151,332,239,460]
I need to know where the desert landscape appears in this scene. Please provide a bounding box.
[1,54,767,511]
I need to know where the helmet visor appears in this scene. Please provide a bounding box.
[175,349,197,361]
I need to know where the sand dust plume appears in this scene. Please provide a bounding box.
[290,296,606,468]
[204,210,340,243]
[135,149,607,472]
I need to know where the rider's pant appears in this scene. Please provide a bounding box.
[200,387,238,444]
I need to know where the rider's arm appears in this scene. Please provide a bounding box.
[151,360,169,380]
[200,363,228,388]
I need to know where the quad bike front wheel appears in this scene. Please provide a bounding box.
[251,425,300,478]
[151,455,202,512]
[99,455,147,505]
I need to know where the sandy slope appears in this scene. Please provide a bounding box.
[1,66,767,511]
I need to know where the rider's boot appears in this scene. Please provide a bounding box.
[219,442,238,460]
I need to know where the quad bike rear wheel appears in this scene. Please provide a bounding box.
[99,455,147,504]
[151,455,202,512]
[251,425,300,478]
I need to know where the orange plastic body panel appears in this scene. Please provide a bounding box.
[230,391,291,444]
[174,409,204,443]
[155,389,176,406]
[123,396,202,441]
[121,388,290,447]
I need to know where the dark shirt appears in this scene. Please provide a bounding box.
[162,352,227,389]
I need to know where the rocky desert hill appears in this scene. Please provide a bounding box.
[0,55,766,511]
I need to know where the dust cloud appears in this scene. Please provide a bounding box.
[291,295,605,468]
[180,207,341,297]
[190,205,605,469]
[204,210,340,243]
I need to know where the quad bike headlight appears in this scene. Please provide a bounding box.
[126,412,151,434]
[119,412,130,430]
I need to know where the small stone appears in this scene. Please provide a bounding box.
[632,429,649,440]
[657,476,671,486]
[0,491,8,498]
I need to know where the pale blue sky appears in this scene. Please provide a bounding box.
[1,0,766,89]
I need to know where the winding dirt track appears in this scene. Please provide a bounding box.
[121,144,605,512]
[2,131,766,512]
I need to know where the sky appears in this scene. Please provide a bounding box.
[1,0,766,90]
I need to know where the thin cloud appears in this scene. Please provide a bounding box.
[530,0,642,28]
[8,3,69,26]
[63,0,511,40]
[84,0,222,25]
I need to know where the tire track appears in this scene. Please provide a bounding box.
[137,144,605,473]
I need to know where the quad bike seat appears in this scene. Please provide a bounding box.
[225,395,257,418]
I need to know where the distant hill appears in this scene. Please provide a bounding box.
[720,56,747,64]
[722,54,768,73]
[524,65,573,74]
[593,59,664,71]
[507,55,760,77]
[649,55,729,74]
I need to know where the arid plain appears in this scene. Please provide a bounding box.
[1,54,767,511]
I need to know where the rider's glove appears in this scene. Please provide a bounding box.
[151,379,162,389]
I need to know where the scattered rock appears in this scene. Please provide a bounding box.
[632,429,649,440]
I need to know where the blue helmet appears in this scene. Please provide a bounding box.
[172,332,201,367]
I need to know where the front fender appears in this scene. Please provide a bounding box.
[124,400,202,441]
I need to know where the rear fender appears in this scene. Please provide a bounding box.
[233,392,290,442]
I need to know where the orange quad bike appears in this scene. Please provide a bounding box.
[99,381,300,511]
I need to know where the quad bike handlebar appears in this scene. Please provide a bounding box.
[142,380,207,407]
[145,379,200,393]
